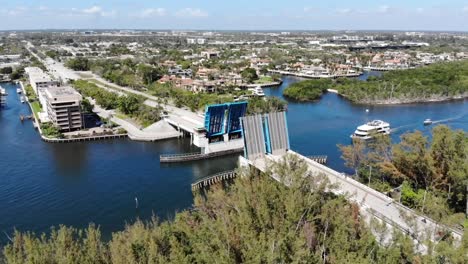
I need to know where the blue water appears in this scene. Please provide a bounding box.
[0,78,467,245]
[0,82,238,244]
[265,76,468,172]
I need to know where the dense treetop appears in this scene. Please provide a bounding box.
[283,79,332,101]
[335,60,468,104]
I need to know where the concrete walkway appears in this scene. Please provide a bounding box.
[91,99,181,142]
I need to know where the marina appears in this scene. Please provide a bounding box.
[268,69,362,79]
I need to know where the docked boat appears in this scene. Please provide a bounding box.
[248,86,265,97]
[351,120,391,140]
[423,119,432,125]
[16,88,22,94]
[20,96,25,103]
[0,87,6,106]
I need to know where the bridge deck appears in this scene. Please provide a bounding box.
[247,150,462,248]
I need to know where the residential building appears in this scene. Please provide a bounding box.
[24,67,59,107]
[44,86,83,131]
[168,65,193,77]
[187,38,206,45]
[201,50,220,59]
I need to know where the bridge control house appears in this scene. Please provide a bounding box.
[193,102,248,154]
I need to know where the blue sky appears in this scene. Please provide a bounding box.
[0,0,467,31]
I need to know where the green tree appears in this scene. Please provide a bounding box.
[118,95,141,115]
[137,64,164,85]
[66,57,90,71]
[283,79,331,101]
[241,67,259,83]
[338,138,366,176]
[0,66,13,74]
[80,98,94,113]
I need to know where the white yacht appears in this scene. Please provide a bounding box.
[423,119,432,126]
[16,88,22,94]
[248,86,265,97]
[0,87,6,106]
[351,120,391,140]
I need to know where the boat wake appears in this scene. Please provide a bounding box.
[391,112,468,133]
[431,112,467,124]
[390,123,418,133]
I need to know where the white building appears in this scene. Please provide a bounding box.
[187,38,206,45]
[201,50,220,59]
[24,67,60,108]
[44,86,83,131]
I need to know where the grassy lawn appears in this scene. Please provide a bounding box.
[254,76,274,84]
[30,101,42,120]
[25,84,38,101]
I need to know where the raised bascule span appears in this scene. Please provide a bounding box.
[239,112,463,253]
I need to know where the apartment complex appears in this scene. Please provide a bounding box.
[24,67,59,107]
[44,86,83,131]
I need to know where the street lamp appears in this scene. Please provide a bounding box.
[368,165,372,187]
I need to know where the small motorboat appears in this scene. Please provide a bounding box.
[16,88,22,94]
[423,119,432,126]
[20,96,25,103]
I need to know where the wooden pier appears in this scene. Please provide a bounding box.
[307,155,328,164]
[191,170,237,191]
[160,148,243,163]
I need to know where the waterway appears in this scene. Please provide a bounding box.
[265,75,468,171]
[0,82,238,244]
[1,78,467,245]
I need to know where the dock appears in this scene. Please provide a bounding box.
[268,69,362,79]
[160,148,243,163]
[191,170,237,191]
[245,81,282,88]
[42,134,127,143]
[307,155,327,164]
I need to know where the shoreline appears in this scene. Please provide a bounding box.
[325,88,468,105]
[336,93,468,106]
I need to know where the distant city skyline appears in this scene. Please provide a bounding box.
[0,0,467,31]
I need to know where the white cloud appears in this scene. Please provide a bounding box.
[378,5,390,13]
[176,8,208,17]
[416,7,424,13]
[38,6,48,11]
[463,6,468,13]
[335,8,352,15]
[101,10,117,17]
[139,8,166,18]
[83,5,102,15]
[80,5,116,17]
[4,6,28,16]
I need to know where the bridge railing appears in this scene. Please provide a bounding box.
[192,170,237,186]
[160,148,244,163]
[191,170,237,191]
[289,150,463,239]
[160,152,202,158]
